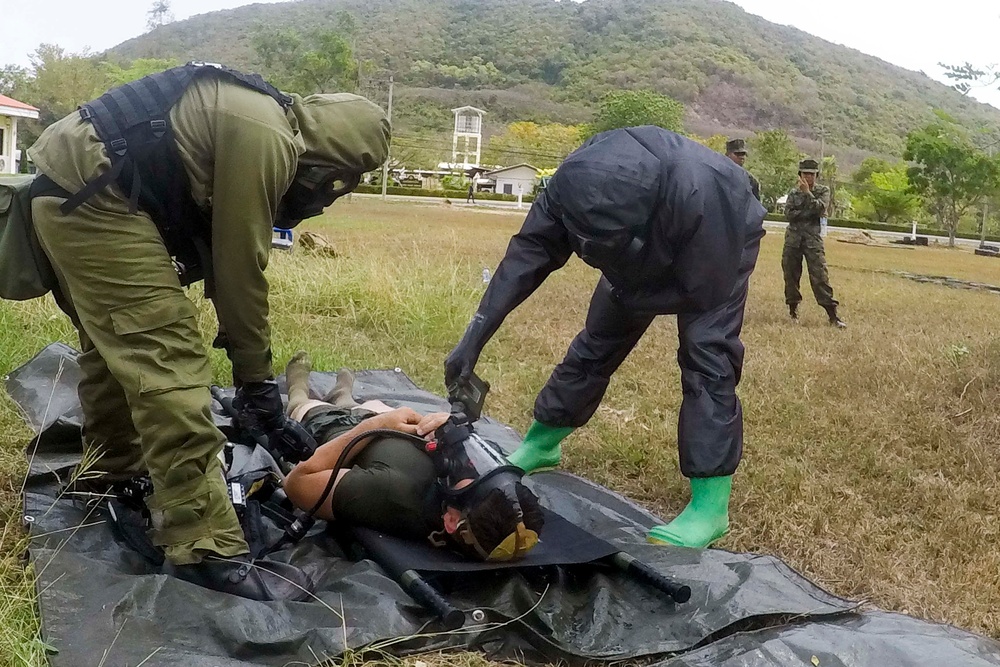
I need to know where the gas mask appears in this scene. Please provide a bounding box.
[442,473,539,561]
[424,373,539,561]
[569,225,648,291]
[274,166,361,229]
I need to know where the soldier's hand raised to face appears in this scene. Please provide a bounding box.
[798,175,811,192]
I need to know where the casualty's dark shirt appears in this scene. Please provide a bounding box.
[301,405,442,540]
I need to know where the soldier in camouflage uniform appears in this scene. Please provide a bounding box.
[725,138,760,201]
[781,158,846,327]
[26,64,390,600]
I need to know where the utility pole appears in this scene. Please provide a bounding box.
[818,117,825,168]
[817,116,831,217]
[981,144,994,248]
[380,75,394,201]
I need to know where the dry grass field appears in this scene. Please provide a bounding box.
[2,197,1000,663]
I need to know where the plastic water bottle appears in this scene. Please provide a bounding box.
[820,217,828,238]
[482,267,491,285]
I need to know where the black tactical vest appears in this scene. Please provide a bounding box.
[62,63,292,291]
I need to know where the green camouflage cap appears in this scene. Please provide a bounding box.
[726,138,748,154]
[798,158,820,174]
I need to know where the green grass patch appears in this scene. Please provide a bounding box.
[4,199,1000,663]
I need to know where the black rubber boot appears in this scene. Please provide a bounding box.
[788,303,799,320]
[65,473,151,509]
[164,554,314,602]
[824,305,847,328]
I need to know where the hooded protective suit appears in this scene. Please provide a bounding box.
[447,127,765,478]
[26,67,389,567]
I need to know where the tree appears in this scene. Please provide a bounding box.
[18,45,110,149]
[409,57,504,88]
[146,1,174,32]
[483,122,583,168]
[587,90,684,137]
[0,65,29,97]
[253,27,358,94]
[854,165,920,223]
[940,61,999,97]
[851,156,894,185]
[102,58,179,87]
[905,116,1000,246]
[690,133,728,153]
[745,129,799,210]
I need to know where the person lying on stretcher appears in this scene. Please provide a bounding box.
[281,352,545,561]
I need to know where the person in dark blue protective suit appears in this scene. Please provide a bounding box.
[445,127,766,548]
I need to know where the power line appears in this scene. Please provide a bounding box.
[393,134,571,161]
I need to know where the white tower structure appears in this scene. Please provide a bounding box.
[451,106,485,168]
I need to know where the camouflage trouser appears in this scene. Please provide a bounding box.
[781,222,838,307]
[31,191,249,565]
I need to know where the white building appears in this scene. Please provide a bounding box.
[0,94,39,174]
[485,164,539,195]
[451,106,485,169]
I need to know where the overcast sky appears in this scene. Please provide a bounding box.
[2,0,998,109]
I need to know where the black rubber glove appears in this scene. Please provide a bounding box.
[445,312,494,388]
[268,420,317,464]
[232,380,316,463]
[445,193,574,389]
[212,329,233,357]
[233,379,285,434]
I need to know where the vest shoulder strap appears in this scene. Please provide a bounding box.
[60,63,291,216]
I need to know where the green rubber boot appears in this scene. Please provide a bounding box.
[647,476,732,548]
[506,420,575,474]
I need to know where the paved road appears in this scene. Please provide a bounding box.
[353,192,527,210]
[763,221,983,249]
[355,193,985,249]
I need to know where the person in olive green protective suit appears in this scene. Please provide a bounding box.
[26,66,390,601]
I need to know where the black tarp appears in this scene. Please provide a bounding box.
[10,343,1000,666]
[653,612,1000,667]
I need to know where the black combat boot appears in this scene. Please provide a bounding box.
[824,305,847,328]
[165,554,314,602]
[788,303,799,321]
[65,473,151,509]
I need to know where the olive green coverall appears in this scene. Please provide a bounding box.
[27,78,389,564]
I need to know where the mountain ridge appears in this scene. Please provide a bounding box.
[109,0,1000,166]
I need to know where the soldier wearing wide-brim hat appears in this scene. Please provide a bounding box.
[725,138,760,201]
[782,158,846,327]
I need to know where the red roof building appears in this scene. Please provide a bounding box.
[0,94,39,174]
[0,94,39,117]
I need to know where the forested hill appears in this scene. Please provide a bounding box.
[111,0,1000,158]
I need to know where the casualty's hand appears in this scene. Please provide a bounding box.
[797,175,811,193]
[416,412,450,437]
[374,407,423,434]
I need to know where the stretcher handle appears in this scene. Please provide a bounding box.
[400,569,466,630]
[611,551,691,603]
